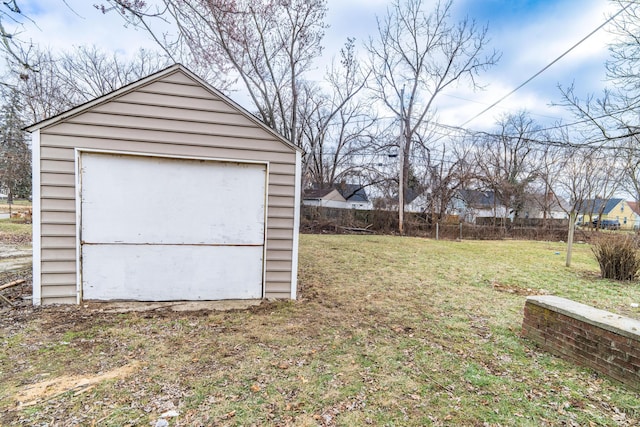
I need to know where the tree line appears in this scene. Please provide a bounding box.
[0,0,638,230]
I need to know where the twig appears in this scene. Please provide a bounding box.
[0,293,13,306]
[0,280,26,306]
[0,279,25,291]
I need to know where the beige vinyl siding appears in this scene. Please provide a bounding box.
[268,207,295,219]
[37,68,298,304]
[41,173,74,187]
[41,199,76,212]
[41,248,76,261]
[41,211,75,224]
[41,236,76,249]
[41,134,294,159]
[267,250,293,261]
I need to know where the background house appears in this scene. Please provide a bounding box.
[303,183,373,210]
[302,188,347,208]
[627,201,640,230]
[335,183,374,210]
[521,192,569,220]
[373,187,429,213]
[451,189,508,223]
[576,198,636,230]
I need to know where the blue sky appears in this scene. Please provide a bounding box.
[9,0,618,130]
[325,0,616,130]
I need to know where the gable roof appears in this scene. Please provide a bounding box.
[456,189,498,208]
[627,201,640,216]
[25,63,301,153]
[576,198,624,215]
[387,187,426,205]
[335,183,370,203]
[303,188,346,202]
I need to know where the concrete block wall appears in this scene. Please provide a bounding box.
[522,295,640,391]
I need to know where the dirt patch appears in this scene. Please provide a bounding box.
[14,362,141,408]
[0,233,31,246]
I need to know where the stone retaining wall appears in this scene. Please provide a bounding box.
[522,295,640,391]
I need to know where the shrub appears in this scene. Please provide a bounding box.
[592,235,640,281]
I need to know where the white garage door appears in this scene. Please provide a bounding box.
[80,152,266,301]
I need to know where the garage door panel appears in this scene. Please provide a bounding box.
[82,244,264,301]
[80,152,266,301]
[81,153,266,245]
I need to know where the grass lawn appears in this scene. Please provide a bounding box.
[1,235,639,426]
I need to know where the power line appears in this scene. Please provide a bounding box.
[459,4,631,127]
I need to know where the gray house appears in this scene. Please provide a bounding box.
[27,64,302,305]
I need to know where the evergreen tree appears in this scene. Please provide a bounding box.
[0,91,31,202]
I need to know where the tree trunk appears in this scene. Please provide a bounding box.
[566,211,576,267]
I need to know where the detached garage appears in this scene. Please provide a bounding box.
[27,64,302,305]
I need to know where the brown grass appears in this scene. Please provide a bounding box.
[1,235,639,426]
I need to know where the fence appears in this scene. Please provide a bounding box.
[301,206,578,241]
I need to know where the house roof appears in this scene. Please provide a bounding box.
[576,198,624,215]
[25,63,302,153]
[303,188,346,201]
[456,189,497,208]
[335,183,370,203]
[304,188,334,199]
[388,187,425,205]
[627,201,640,215]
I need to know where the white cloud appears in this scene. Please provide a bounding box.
[4,0,622,132]
[13,1,160,57]
[441,0,619,129]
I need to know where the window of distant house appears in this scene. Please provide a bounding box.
[621,205,625,212]
[625,217,628,224]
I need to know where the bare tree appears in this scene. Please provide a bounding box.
[619,134,640,202]
[7,48,70,123]
[533,143,566,223]
[56,46,172,102]
[6,45,170,123]
[0,0,37,73]
[552,136,621,266]
[423,135,477,223]
[302,39,375,190]
[101,0,328,149]
[366,0,499,233]
[475,112,541,224]
[606,0,640,114]
[557,2,640,147]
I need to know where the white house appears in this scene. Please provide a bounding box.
[302,188,347,208]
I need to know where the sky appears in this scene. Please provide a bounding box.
[8,0,619,132]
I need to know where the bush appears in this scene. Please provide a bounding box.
[592,235,640,281]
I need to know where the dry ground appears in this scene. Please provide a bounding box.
[1,235,639,426]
